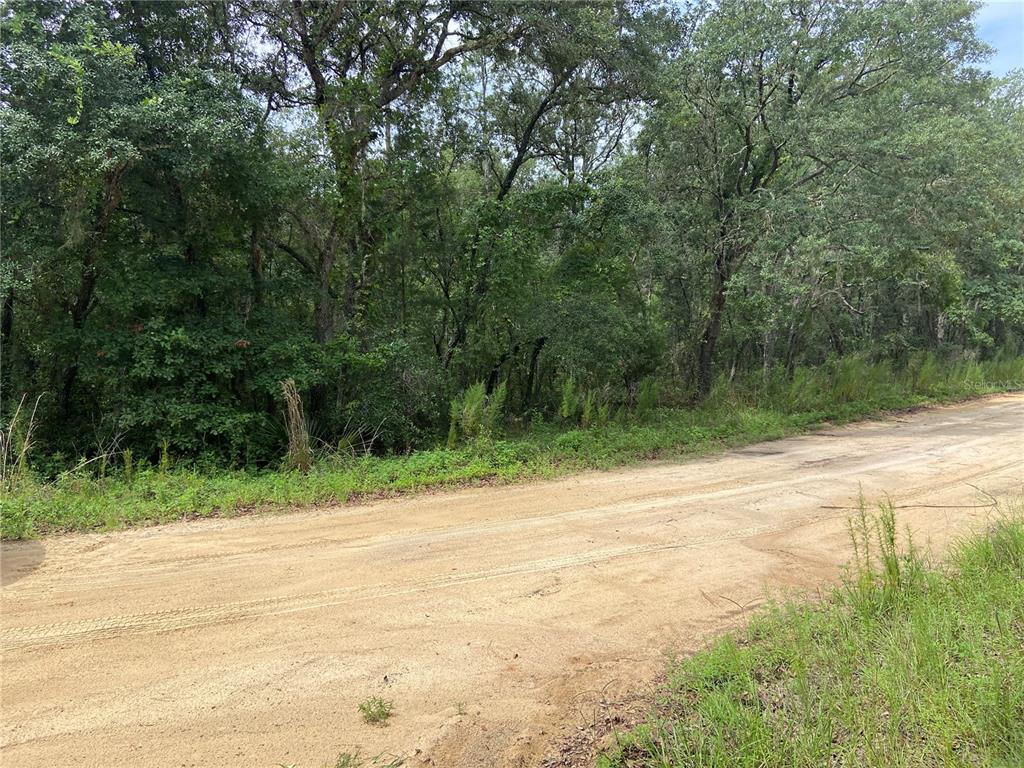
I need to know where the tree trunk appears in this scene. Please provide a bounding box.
[314,249,336,344]
[524,336,546,406]
[827,322,845,357]
[696,254,728,397]
[59,164,128,415]
[248,226,264,313]
[486,345,517,394]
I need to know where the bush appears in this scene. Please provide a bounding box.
[553,429,589,454]
[447,381,508,447]
[635,377,658,419]
[338,339,451,453]
[559,375,581,423]
[5,355,1023,539]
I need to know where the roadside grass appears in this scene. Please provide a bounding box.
[598,502,1024,768]
[2,354,1022,539]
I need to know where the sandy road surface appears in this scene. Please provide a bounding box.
[2,395,1022,768]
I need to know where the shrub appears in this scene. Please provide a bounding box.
[484,381,508,436]
[559,375,581,423]
[447,381,508,446]
[553,429,588,453]
[635,376,658,419]
[581,390,596,428]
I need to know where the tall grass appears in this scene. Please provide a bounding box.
[2,355,1021,539]
[1,394,41,492]
[281,378,313,472]
[708,352,1024,417]
[599,502,1024,768]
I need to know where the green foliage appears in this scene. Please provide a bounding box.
[338,340,450,453]
[1,0,1022,476]
[122,448,134,486]
[0,395,40,492]
[485,381,508,436]
[599,503,1024,768]
[846,501,925,618]
[458,382,487,440]
[580,390,596,429]
[446,400,460,451]
[559,376,581,423]
[635,377,658,420]
[447,381,507,446]
[3,357,1020,539]
[158,440,171,474]
[357,697,394,726]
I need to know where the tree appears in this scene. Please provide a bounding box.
[646,0,989,393]
[2,0,1021,466]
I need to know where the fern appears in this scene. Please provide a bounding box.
[448,381,507,446]
[581,390,596,429]
[635,377,658,419]
[559,376,580,423]
[483,381,507,436]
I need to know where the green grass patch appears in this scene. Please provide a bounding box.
[2,353,1022,539]
[357,696,394,727]
[599,503,1024,768]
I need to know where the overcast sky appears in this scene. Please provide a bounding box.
[976,0,1024,75]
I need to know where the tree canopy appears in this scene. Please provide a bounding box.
[2,0,1021,466]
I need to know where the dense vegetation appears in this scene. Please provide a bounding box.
[2,1,1023,473]
[3,353,1021,538]
[600,502,1024,768]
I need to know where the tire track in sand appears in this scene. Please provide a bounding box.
[1,511,850,650]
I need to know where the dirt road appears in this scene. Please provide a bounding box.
[2,395,1022,768]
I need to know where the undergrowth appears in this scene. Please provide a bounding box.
[2,354,1021,539]
[598,501,1024,768]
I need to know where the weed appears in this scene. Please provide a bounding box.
[3,356,1022,539]
[1,394,40,490]
[485,381,507,436]
[358,697,394,726]
[122,448,134,486]
[446,397,461,450]
[599,501,1024,768]
[159,439,171,474]
[581,390,596,429]
[459,382,487,440]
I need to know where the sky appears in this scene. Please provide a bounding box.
[976,0,1024,75]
